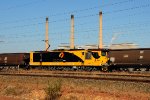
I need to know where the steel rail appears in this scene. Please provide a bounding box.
[0,72,149,83]
[46,72,150,78]
[0,70,150,78]
[12,70,149,78]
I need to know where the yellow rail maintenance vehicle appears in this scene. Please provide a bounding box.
[29,49,109,71]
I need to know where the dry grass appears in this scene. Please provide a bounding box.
[0,75,149,100]
[44,79,62,100]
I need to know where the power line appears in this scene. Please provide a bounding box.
[0,16,45,25]
[4,22,149,39]
[0,18,70,30]
[1,16,150,35]
[41,12,150,29]
[0,0,48,11]
[0,0,136,25]
[1,1,150,47]
[104,4,150,14]
[103,11,149,23]
[44,0,136,17]
[0,2,149,30]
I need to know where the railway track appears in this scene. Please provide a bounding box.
[0,71,150,83]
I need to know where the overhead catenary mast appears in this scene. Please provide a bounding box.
[45,17,49,51]
[99,11,103,49]
[70,15,74,49]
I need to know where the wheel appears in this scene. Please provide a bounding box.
[140,68,147,72]
[128,68,135,72]
[101,65,109,72]
[0,67,4,71]
[25,64,30,70]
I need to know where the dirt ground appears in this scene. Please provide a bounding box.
[0,75,149,100]
[0,90,149,100]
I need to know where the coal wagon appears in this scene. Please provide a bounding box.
[0,53,29,70]
[108,48,150,71]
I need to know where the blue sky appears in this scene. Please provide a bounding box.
[0,0,150,53]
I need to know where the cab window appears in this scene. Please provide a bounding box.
[92,52,100,59]
[85,52,92,59]
[101,51,106,56]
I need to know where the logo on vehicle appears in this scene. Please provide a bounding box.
[59,52,64,58]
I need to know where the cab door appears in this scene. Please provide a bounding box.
[84,51,93,66]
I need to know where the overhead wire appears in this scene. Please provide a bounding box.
[0,2,150,31]
[104,3,150,14]
[0,0,48,11]
[0,0,136,25]
[4,21,150,39]
[1,0,150,47]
